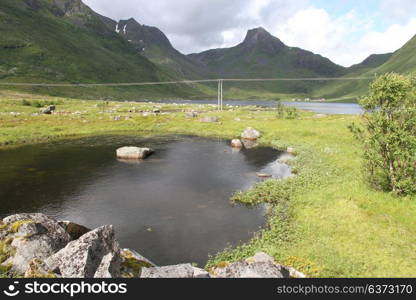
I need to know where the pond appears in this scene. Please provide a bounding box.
[0,136,291,266]
[138,99,363,115]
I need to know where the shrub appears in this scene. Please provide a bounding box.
[276,101,299,119]
[350,73,416,195]
[20,99,63,108]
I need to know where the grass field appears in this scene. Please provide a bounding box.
[0,90,414,277]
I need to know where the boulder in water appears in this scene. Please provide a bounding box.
[116,147,154,160]
[231,139,243,148]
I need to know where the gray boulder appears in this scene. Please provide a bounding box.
[94,252,121,278]
[141,264,210,278]
[210,252,305,278]
[40,105,55,114]
[120,248,155,278]
[1,213,72,275]
[241,127,261,140]
[200,116,218,123]
[185,111,198,118]
[58,221,90,240]
[44,225,121,278]
[116,147,154,160]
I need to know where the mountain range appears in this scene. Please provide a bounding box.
[0,0,415,101]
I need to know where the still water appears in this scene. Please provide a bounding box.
[0,136,290,266]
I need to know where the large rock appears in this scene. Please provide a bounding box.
[44,225,121,278]
[242,139,258,149]
[141,264,210,278]
[210,252,305,278]
[116,147,154,160]
[120,248,155,278]
[58,221,90,240]
[94,252,121,278]
[1,213,72,275]
[241,127,261,140]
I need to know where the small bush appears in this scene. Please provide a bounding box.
[350,73,416,195]
[276,101,299,119]
[20,99,63,108]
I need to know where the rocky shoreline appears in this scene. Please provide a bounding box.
[0,213,304,278]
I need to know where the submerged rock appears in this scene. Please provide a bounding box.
[256,173,272,178]
[231,139,243,148]
[116,147,154,160]
[241,127,261,140]
[242,139,258,149]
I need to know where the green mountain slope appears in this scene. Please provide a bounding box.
[314,35,416,100]
[187,27,346,96]
[374,34,416,74]
[0,0,201,99]
[188,27,345,78]
[100,17,205,79]
[348,53,393,74]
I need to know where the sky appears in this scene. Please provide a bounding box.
[83,0,416,67]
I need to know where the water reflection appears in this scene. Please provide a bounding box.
[0,136,291,266]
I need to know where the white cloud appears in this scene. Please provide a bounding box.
[381,0,416,24]
[272,7,416,66]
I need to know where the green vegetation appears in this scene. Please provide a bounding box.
[1,1,415,102]
[0,89,415,278]
[0,0,207,100]
[350,73,416,195]
[276,101,299,119]
[315,35,416,100]
[10,220,34,233]
[0,237,15,277]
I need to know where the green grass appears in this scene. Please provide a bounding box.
[0,90,415,278]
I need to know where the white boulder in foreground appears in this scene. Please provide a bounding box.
[241,127,261,140]
[116,147,154,160]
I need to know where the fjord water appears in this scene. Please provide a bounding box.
[0,136,289,266]
[141,99,363,115]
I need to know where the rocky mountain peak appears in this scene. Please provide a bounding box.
[241,27,285,54]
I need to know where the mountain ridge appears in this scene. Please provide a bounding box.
[1,0,415,101]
